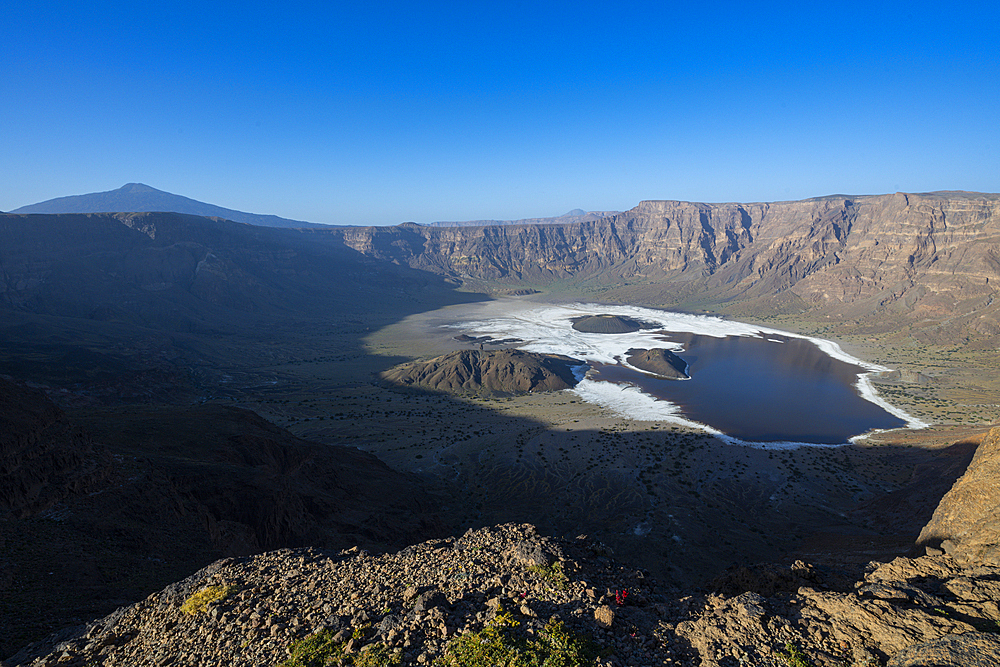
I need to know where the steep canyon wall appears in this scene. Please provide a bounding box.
[333,192,1000,338]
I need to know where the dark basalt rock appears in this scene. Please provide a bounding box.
[625,347,689,379]
[570,314,655,334]
[380,349,583,396]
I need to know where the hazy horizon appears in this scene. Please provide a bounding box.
[4,2,998,225]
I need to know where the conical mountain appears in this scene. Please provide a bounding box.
[11,183,332,228]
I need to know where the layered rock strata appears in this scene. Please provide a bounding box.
[333,191,1000,338]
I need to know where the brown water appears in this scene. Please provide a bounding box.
[589,332,906,444]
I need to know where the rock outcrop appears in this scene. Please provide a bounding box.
[918,426,1000,566]
[9,523,1000,667]
[381,349,582,396]
[4,524,674,667]
[677,554,1000,667]
[624,348,689,379]
[571,314,653,334]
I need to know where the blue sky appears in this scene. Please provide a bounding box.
[3,1,998,225]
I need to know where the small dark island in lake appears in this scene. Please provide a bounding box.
[571,314,656,333]
[380,349,582,396]
[625,347,689,379]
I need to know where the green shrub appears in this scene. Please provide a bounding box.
[527,561,568,590]
[354,644,402,666]
[179,584,237,615]
[438,610,521,666]
[281,627,397,667]
[438,609,598,667]
[281,629,342,667]
[781,642,814,667]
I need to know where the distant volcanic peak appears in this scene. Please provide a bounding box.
[381,349,583,396]
[625,347,689,380]
[11,183,327,228]
[571,314,657,334]
[119,182,160,193]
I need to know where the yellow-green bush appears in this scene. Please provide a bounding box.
[179,584,237,615]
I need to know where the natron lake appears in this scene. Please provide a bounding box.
[589,332,909,444]
[423,301,917,446]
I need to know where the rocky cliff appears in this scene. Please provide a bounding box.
[332,192,1000,340]
[5,193,998,351]
[0,377,111,520]
[918,426,1000,567]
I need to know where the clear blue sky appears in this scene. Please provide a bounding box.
[3,1,998,225]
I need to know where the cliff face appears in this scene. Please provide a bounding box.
[918,426,1000,566]
[0,388,445,658]
[333,192,1000,336]
[4,194,998,343]
[0,377,111,520]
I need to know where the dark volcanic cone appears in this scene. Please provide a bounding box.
[381,349,583,396]
[571,314,654,333]
[625,347,689,379]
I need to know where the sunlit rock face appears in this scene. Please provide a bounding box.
[334,192,1000,339]
[918,425,1000,566]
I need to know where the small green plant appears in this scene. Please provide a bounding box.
[354,644,402,667]
[281,626,392,667]
[781,642,814,667]
[438,609,598,667]
[527,561,568,590]
[281,629,342,667]
[438,610,521,666]
[179,584,237,615]
[529,618,600,667]
[931,606,952,618]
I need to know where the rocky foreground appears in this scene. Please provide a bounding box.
[6,519,1000,667]
[6,411,1000,666]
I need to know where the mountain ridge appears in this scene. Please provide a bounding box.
[12,184,622,229]
[333,190,1000,344]
[424,208,621,227]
